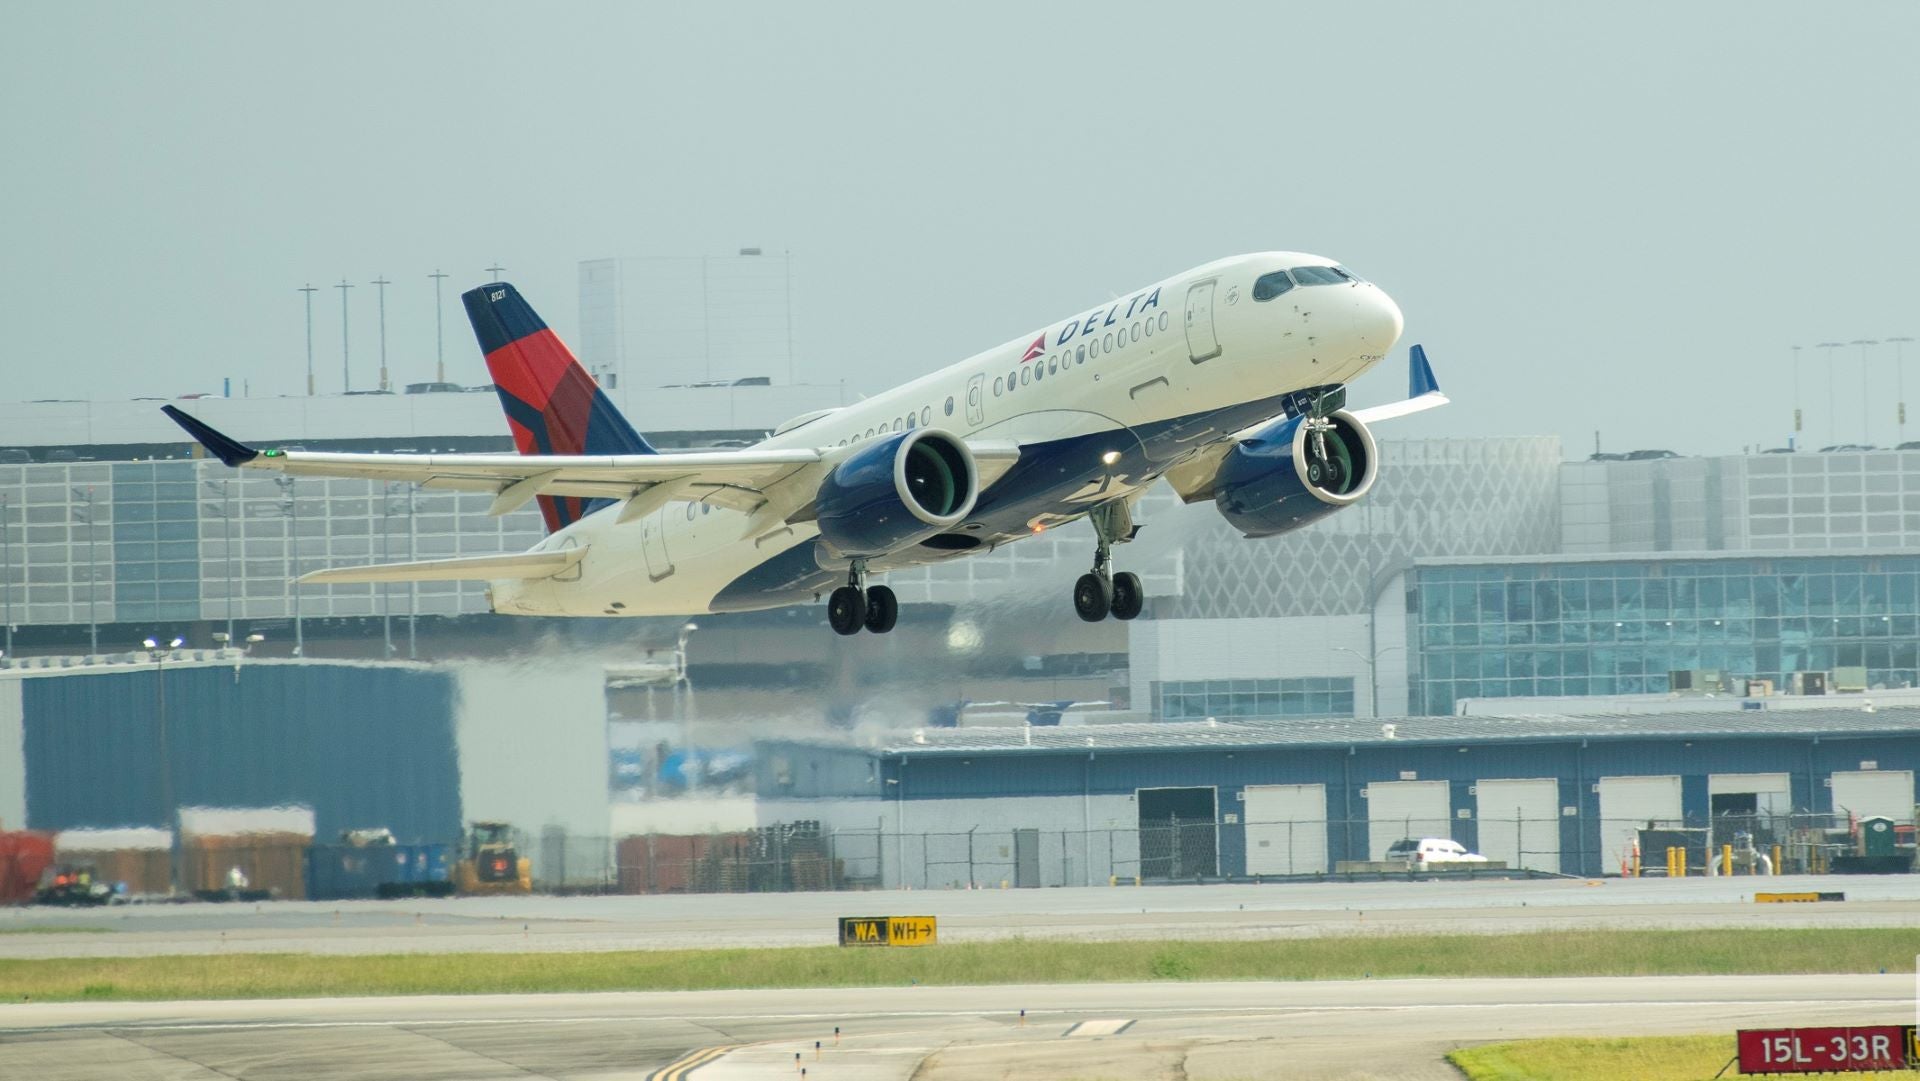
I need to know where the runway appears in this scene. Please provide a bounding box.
[1,975,1911,1080]
[4,875,1918,959]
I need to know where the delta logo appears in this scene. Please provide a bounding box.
[1021,335,1046,363]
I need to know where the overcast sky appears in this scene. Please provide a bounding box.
[5,2,1918,458]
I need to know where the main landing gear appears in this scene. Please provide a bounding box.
[828,560,898,636]
[1073,501,1143,623]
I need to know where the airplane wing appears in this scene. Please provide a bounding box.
[162,405,1024,528]
[1346,344,1448,425]
[296,547,587,585]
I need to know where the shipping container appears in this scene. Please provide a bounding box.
[0,832,55,904]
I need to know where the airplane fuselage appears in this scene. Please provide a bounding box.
[490,252,1404,617]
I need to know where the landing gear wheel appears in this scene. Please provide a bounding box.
[1110,571,1144,621]
[1073,572,1112,622]
[827,586,866,636]
[863,585,898,634]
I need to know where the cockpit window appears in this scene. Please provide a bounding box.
[1290,265,1349,286]
[1252,270,1294,301]
[1334,265,1364,282]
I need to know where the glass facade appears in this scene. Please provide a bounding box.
[1411,555,1920,715]
[1154,677,1355,720]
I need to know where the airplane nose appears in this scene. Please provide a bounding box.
[1367,287,1405,348]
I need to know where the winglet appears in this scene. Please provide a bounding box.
[161,405,259,467]
[1409,344,1440,398]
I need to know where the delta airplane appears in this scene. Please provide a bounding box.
[165,253,1446,636]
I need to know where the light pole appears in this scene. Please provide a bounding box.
[1889,337,1915,446]
[1331,644,1407,718]
[371,276,391,392]
[677,621,699,791]
[204,479,235,645]
[1817,342,1846,448]
[143,635,184,893]
[485,263,505,282]
[1,492,11,659]
[1851,340,1879,445]
[1790,344,1803,448]
[72,487,96,655]
[429,269,449,384]
[336,279,354,393]
[299,284,318,396]
[277,476,303,656]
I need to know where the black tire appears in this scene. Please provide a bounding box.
[828,586,866,635]
[1073,572,1112,622]
[1110,571,1144,620]
[864,585,899,634]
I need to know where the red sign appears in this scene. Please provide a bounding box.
[1737,1027,1910,1073]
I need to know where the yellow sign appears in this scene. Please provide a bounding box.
[1755,891,1845,903]
[838,915,938,947]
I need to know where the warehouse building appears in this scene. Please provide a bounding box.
[754,710,1920,885]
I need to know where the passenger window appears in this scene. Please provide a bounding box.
[944,397,954,416]
[1158,312,1169,331]
[921,406,931,426]
[1076,344,1086,363]
[687,503,697,520]
[1131,323,1140,342]
[1021,367,1030,385]
[1089,338,1099,360]
[1103,332,1114,351]
[1047,356,1057,374]
[906,413,916,429]
[1144,318,1154,337]
[1076,347,1085,365]
[866,428,874,438]
[1007,370,1016,390]
[1035,362,1044,381]
[993,377,1003,396]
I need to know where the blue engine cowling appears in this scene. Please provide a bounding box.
[1212,409,1378,538]
[815,429,978,558]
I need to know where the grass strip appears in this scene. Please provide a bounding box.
[1450,1035,1917,1081]
[2,927,1915,1003]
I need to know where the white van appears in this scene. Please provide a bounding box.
[1384,838,1488,866]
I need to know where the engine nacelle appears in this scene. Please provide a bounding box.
[1212,409,1378,538]
[815,429,978,558]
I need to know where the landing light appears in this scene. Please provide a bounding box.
[1100,450,1121,466]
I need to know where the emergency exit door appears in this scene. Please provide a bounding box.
[1185,281,1221,363]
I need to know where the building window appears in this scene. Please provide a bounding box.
[1152,677,1356,720]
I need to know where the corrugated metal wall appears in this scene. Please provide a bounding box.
[19,663,460,841]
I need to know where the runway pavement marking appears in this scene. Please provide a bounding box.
[1063,1019,1135,1037]
[647,1044,737,1081]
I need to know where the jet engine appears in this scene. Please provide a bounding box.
[1212,409,1378,537]
[815,429,978,557]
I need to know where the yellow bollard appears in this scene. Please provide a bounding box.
[1678,847,1688,878]
[1133,875,1141,886]
[1772,844,1783,876]
[1665,847,1677,878]
[1721,844,1733,877]
[1109,875,1117,887]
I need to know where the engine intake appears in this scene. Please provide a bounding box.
[1212,409,1377,538]
[815,429,978,558]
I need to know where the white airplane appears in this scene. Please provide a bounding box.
[166,252,1445,636]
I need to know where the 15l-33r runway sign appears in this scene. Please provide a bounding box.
[837,916,938,947]
[1736,1026,1914,1073]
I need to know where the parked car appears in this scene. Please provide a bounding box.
[1385,838,1489,866]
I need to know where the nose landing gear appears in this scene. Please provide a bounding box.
[1073,500,1144,623]
[828,560,898,636]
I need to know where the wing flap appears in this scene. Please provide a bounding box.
[296,547,586,585]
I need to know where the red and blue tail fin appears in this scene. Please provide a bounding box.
[463,282,653,532]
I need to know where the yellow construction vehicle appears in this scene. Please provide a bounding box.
[454,821,531,894]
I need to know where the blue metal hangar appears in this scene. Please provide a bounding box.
[756,710,1920,886]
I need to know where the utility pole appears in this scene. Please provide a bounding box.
[336,279,355,392]
[1889,337,1915,445]
[371,276,392,392]
[1852,340,1879,444]
[1817,342,1846,448]
[429,269,449,384]
[299,284,318,396]
[485,263,505,282]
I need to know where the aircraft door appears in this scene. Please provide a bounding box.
[1185,280,1221,363]
[965,373,985,426]
[642,509,674,581]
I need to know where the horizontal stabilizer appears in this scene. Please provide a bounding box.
[297,547,586,585]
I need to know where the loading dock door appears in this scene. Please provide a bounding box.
[1365,780,1451,860]
[1138,786,1218,878]
[1597,775,1682,875]
[1474,778,1560,873]
[1708,773,1791,816]
[1830,770,1916,821]
[1243,783,1327,875]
